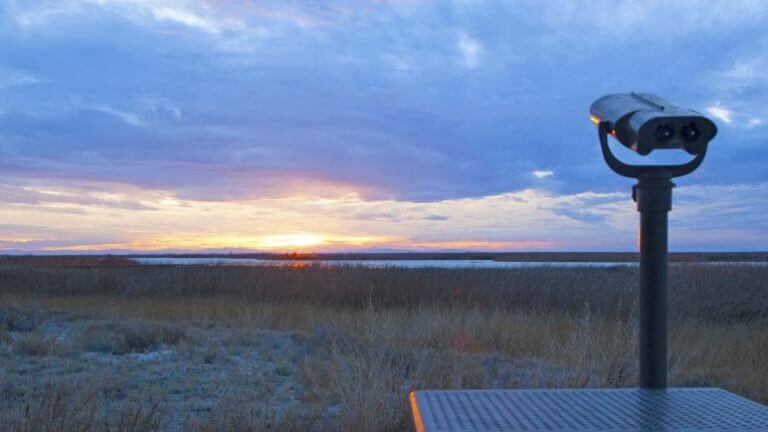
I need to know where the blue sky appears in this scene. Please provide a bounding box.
[1,0,767,252]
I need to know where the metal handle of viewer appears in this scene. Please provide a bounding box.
[597,122,708,179]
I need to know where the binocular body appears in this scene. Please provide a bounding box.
[590,93,717,156]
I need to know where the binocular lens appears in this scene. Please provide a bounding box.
[655,124,675,142]
[681,123,700,142]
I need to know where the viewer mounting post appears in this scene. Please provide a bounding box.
[635,173,673,388]
[590,93,717,388]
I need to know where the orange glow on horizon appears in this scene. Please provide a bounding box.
[1,178,614,254]
[47,233,402,252]
[39,236,558,253]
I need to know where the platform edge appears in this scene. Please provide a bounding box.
[409,391,426,432]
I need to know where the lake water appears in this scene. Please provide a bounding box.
[132,257,766,269]
[133,257,631,268]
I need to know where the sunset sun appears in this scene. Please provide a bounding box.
[255,234,325,250]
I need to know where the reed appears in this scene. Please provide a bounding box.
[2,264,766,321]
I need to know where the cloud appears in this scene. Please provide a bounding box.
[3,0,767,202]
[90,105,148,127]
[422,214,449,221]
[0,66,42,89]
[707,106,733,124]
[526,1,768,38]
[706,56,768,129]
[0,183,156,210]
[7,0,225,33]
[706,103,765,128]
[1,0,768,251]
[3,180,766,252]
[457,32,482,69]
[148,6,221,33]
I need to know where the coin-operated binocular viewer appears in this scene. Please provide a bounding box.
[590,92,717,388]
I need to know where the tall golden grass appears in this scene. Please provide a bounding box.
[2,264,766,320]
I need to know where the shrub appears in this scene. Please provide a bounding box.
[79,323,159,355]
[77,321,186,355]
[0,309,37,333]
[12,333,64,357]
[1,382,164,432]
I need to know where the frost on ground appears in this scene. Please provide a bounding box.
[0,306,561,432]
[1,308,316,430]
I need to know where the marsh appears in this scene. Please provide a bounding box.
[1,263,766,431]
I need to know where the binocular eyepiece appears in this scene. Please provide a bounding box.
[590,93,717,156]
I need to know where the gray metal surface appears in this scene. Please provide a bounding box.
[409,388,768,431]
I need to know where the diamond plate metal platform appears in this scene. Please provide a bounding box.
[409,388,768,431]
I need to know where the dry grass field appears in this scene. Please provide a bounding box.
[1,263,767,431]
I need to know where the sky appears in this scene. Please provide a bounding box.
[1,0,767,253]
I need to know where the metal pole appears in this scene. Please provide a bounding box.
[633,175,674,389]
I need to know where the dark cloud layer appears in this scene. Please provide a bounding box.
[1,0,767,203]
